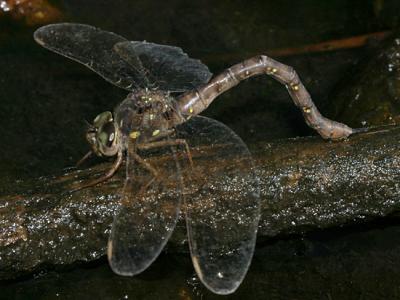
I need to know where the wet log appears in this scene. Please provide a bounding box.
[1,125,400,279]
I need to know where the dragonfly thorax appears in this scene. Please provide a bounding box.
[115,90,177,143]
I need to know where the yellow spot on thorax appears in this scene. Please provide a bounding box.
[129,131,140,139]
[152,129,160,136]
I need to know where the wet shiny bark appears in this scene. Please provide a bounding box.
[1,125,400,280]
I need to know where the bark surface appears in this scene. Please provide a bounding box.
[1,126,399,279]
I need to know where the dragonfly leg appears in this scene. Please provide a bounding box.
[138,139,194,168]
[75,150,93,167]
[176,55,354,140]
[124,151,159,199]
[124,138,193,199]
[130,151,159,178]
[71,150,123,191]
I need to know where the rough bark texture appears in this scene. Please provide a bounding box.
[1,125,400,280]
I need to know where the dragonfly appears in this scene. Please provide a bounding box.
[34,23,355,295]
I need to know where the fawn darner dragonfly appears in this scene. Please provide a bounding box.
[34,23,355,294]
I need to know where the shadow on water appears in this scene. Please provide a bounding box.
[1,0,400,299]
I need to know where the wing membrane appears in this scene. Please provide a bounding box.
[34,23,146,91]
[108,138,182,275]
[34,23,212,93]
[114,41,212,92]
[176,116,261,295]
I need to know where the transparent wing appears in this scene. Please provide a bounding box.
[176,116,261,295]
[108,137,182,275]
[34,23,147,91]
[114,41,212,92]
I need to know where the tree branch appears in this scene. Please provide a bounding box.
[1,126,400,279]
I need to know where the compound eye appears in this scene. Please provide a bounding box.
[93,111,113,127]
[98,122,116,148]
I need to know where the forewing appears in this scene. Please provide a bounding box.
[176,116,261,295]
[108,138,182,275]
[34,23,146,91]
[114,41,212,92]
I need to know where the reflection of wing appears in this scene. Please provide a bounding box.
[108,138,182,275]
[114,42,212,92]
[34,23,148,91]
[176,116,261,295]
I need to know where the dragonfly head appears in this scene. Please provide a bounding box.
[86,111,119,157]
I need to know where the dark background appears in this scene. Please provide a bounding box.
[1,1,400,299]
